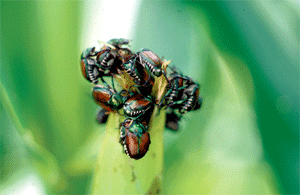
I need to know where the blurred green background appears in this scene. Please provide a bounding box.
[0,1,299,194]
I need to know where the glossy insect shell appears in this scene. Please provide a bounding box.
[96,47,114,69]
[80,59,89,80]
[138,49,163,77]
[164,76,185,105]
[124,62,145,85]
[107,38,130,47]
[179,84,200,114]
[123,94,153,118]
[118,48,134,64]
[80,58,98,83]
[120,119,150,160]
[93,85,115,111]
[93,85,125,111]
[80,47,95,59]
[123,58,155,87]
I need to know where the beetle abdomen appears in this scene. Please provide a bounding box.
[124,131,150,160]
[124,94,153,118]
[119,118,151,160]
[93,86,112,103]
[141,50,161,66]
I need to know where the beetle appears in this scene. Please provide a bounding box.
[81,47,102,84]
[123,48,169,86]
[123,59,155,87]
[80,38,134,85]
[92,84,134,113]
[136,49,167,78]
[160,76,188,108]
[80,46,115,84]
[96,38,134,74]
[123,94,155,121]
[158,66,189,108]
[159,66,202,114]
[174,84,201,114]
[119,118,151,160]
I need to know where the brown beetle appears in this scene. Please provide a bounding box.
[119,118,151,160]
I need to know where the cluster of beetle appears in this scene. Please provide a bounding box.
[80,38,202,160]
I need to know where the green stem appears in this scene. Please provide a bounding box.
[90,61,170,194]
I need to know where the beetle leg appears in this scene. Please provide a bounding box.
[87,65,99,84]
[99,76,107,84]
[127,55,138,74]
[158,89,171,108]
[177,85,189,91]
[168,94,188,108]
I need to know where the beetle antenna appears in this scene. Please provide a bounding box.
[99,76,107,85]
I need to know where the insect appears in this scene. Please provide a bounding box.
[119,118,151,160]
[176,83,201,114]
[92,84,134,113]
[80,47,105,84]
[160,66,202,114]
[122,58,155,88]
[80,38,134,85]
[164,96,202,131]
[123,94,155,121]
[136,49,167,78]
[158,66,188,108]
[123,48,169,87]
[96,38,133,75]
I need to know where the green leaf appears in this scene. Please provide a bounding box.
[0,80,64,190]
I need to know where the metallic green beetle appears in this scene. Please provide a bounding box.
[96,38,132,71]
[159,66,202,119]
[80,47,113,84]
[107,38,130,48]
[123,48,169,87]
[119,118,151,160]
[122,58,154,86]
[93,84,134,113]
[135,49,168,79]
[80,47,100,84]
[123,94,155,121]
